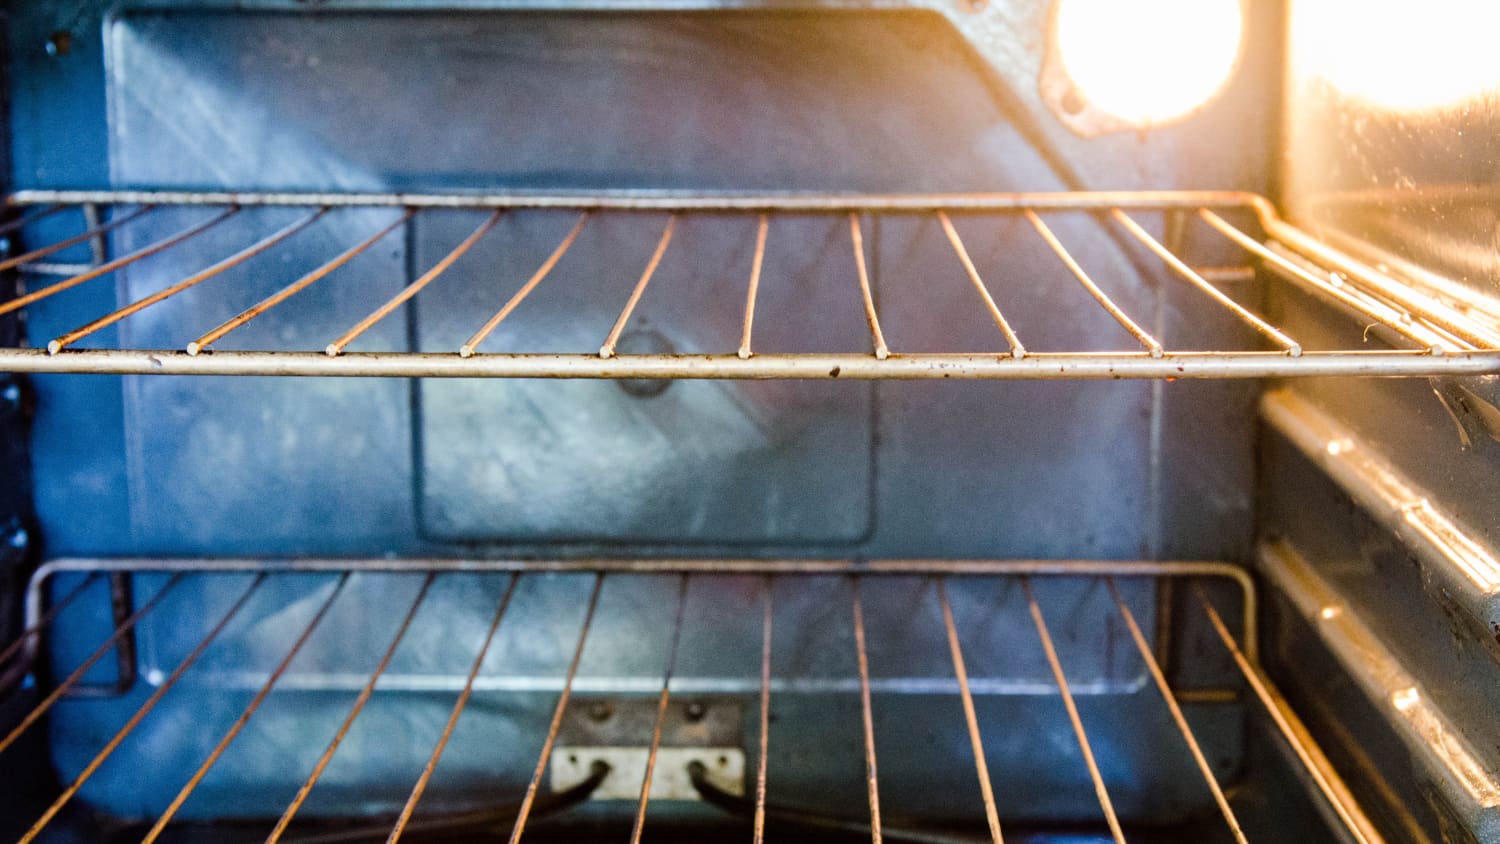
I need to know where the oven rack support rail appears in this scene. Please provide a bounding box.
[0,189,1496,380]
[2,558,1383,844]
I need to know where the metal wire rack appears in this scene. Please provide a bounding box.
[1,189,1497,379]
[2,558,1381,844]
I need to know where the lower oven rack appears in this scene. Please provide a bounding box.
[2,558,1379,844]
[1,190,1496,380]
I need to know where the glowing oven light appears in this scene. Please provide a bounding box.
[1054,0,1245,126]
[1294,0,1500,112]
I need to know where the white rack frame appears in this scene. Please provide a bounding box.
[1,189,1496,380]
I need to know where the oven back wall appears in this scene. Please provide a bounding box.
[4,2,1284,827]
[16,7,1269,561]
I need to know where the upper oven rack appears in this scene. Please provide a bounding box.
[2,189,1497,380]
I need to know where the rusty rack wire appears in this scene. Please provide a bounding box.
[1,558,1383,844]
[0,189,1496,379]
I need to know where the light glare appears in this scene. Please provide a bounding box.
[1293,0,1500,112]
[1055,0,1244,126]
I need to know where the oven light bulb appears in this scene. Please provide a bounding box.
[1054,0,1244,126]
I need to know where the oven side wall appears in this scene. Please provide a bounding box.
[0,7,64,842]
[1261,3,1500,840]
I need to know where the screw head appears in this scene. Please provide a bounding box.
[45,31,72,58]
[587,701,613,722]
[1061,87,1087,116]
[0,381,22,420]
[684,701,706,722]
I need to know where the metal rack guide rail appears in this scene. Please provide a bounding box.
[1,189,1496,380]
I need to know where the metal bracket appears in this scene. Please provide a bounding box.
[552,696,746,801]
[16,572,140,699]
[552,746,746,801]
[81,203,107,266]
[64,572,140,698]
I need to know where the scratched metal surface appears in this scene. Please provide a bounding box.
[40,569,1253,827]
[1251,5,1500,841]
[4,0,1282,832]
[12,7,1278,560]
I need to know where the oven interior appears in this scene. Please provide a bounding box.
[1,2,1499,842]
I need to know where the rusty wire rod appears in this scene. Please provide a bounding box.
[937,212,1024,358]
[1193,584,1378,844]
[848,214,890,360]
[753,575,773,844]
[385,574,520,844]
[0,203,68,239]
[1197,208,1448,353]
[0,208,237,318]
[21,575,268,843]
[851,577,884,843]
[140,574,351,844]
[1026,210,1162,357]
[938,579,1005,843]
[738,214,769,359]
[187,209,415,355]
[507,573,606,844]
[0,205,155,273]
[327,210,502,356]
[0,573,185,757]
[629,575,693,844]
[0,572,99,669]
[1107,578,1245,844]
[266,573,439,844]
[1023,577,1125,843]
[462,212,590,358]
[1111,209,1298,355]
[600,215,677,359]
[49,208,326,353]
